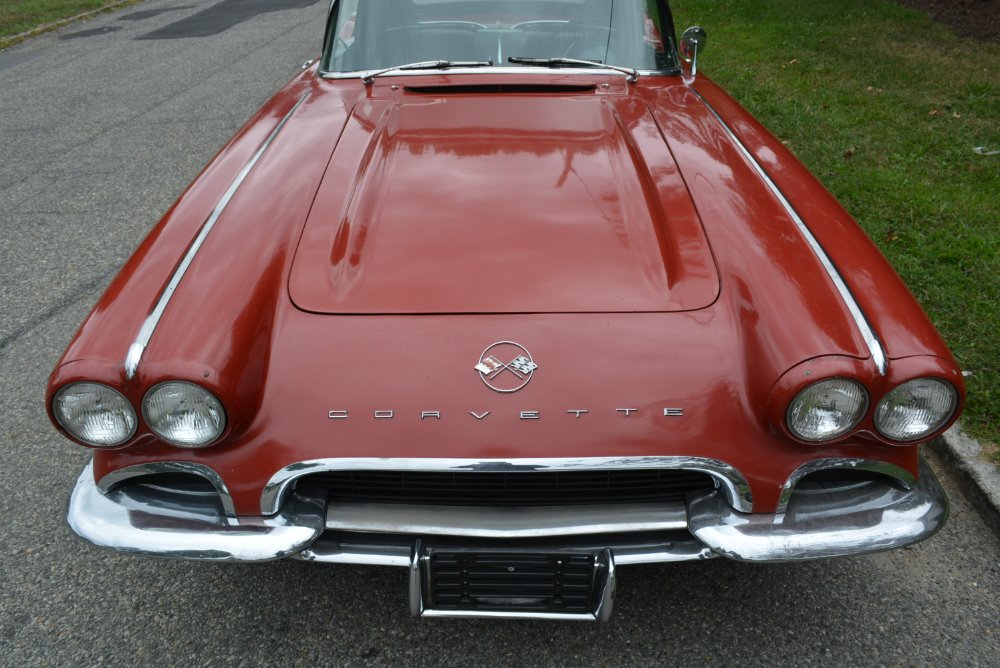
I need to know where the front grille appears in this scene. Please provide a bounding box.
[302,469,714,506]
[427,551,598,613]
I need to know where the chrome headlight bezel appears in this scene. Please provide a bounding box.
[142,381,227,448]
[786,377,870,443]
[874,377,958,442]
[53,382,138,448]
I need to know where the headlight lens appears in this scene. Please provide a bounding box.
[787,378,868,442]
[53,383,137,447]
[143,382,226,447]
[875,378,957,441]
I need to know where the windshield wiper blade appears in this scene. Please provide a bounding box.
[362,60,493,85]
[507,56,638,83]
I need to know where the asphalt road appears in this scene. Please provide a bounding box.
[1,1,998,665]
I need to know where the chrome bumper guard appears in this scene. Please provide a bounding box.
[67,457,947,567]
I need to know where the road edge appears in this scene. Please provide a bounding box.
[1,0,142,50]
[929,424,1000,539]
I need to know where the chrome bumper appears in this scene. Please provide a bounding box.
[67,460,325,561]
[67,457,947,564]
[688,457,949,561]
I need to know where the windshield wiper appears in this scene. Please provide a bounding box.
[362,60,493,85]
[507,57,638,83]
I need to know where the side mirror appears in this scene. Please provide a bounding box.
[680,26,708,79]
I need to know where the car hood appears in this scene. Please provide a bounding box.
[76,74,959,512]
[288,94,720,314]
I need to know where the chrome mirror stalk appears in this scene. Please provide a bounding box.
[680,25,708,82]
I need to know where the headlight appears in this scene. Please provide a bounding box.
[53,382,137,447]
[875,378,957,442]
[786,378,868,442]
[143,381,226,447]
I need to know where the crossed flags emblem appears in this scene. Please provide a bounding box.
[475,354,538,379]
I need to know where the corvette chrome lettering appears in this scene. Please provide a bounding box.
[327,408,685,420]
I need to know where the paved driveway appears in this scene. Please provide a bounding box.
[1,1,997,665]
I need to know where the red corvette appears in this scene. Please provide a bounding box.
[48,0,963,620]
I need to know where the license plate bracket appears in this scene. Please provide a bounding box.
[409,542,615,621]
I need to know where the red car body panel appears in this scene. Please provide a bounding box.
[48,70,964,517]
[689,79,953,360]
[289,91,720,314]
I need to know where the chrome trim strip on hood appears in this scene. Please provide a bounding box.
[691,89,888,376]
[260,456,754,515]
[124,90,311,379]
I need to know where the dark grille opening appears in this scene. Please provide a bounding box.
[302,469,715,506]
[428,552,597,613]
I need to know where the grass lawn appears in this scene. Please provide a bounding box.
[0,0,137,47]
[671,0,1000,457]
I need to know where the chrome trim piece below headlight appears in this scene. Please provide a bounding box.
[776,457,915,513]
[96,460,236,517]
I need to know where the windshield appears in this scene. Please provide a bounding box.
[322,0,679,74]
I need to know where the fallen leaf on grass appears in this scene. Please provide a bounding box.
[885,229,900,242]
[929,109,941,116]
[844,147,856,160]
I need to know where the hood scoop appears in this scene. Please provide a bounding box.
[289,95,719,314]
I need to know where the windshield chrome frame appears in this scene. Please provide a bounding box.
[319,0,685,80]
[319,66,679,80]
